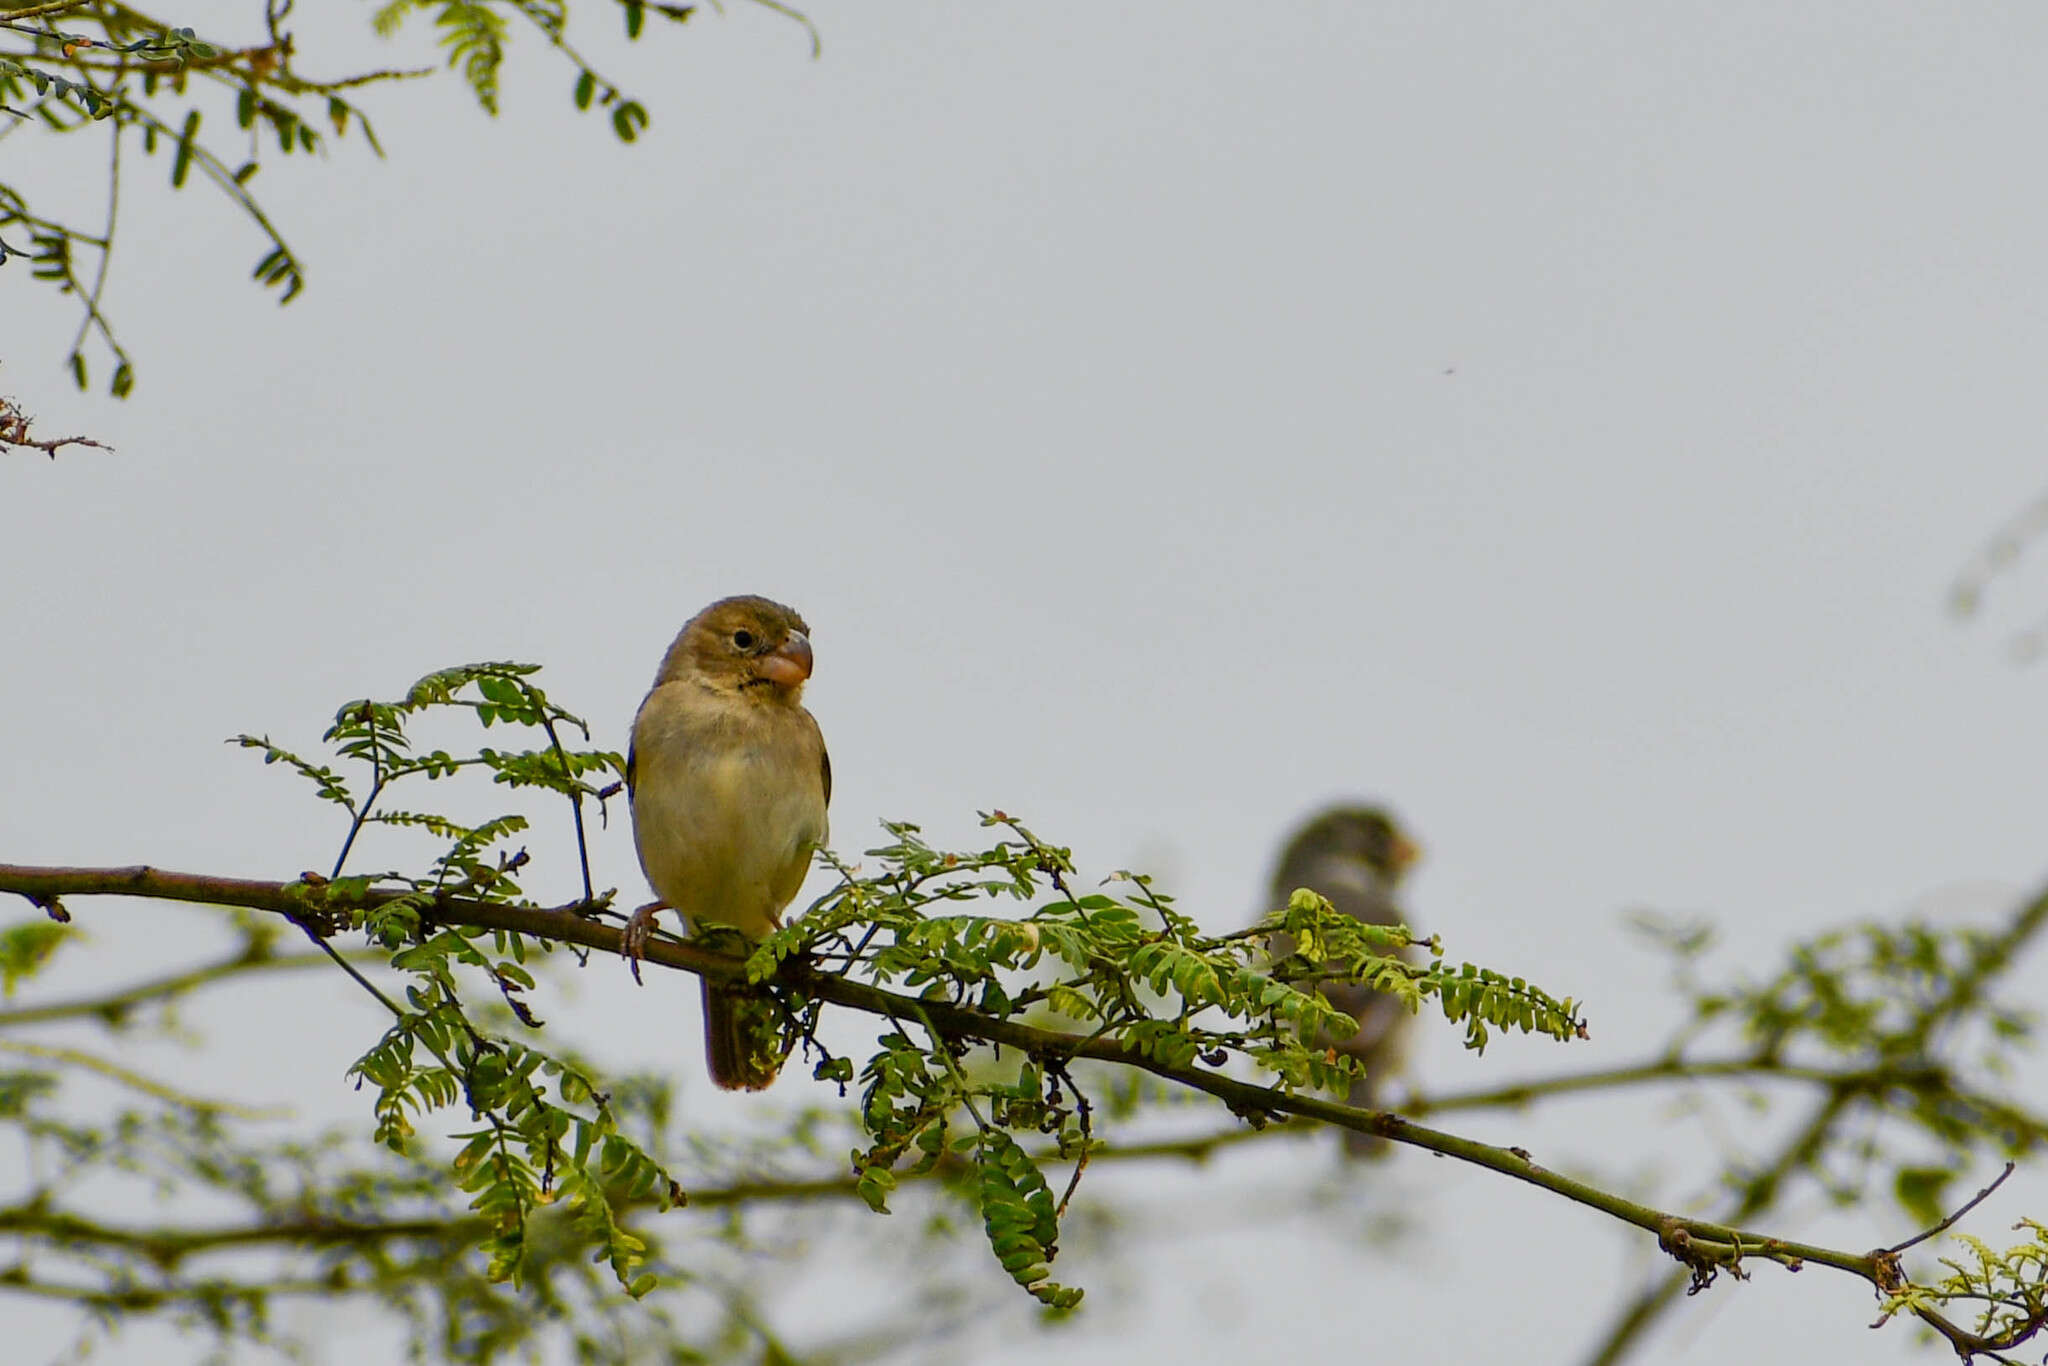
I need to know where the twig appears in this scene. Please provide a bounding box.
[537,709,596,906]
[1888,1161,2017,1255]
[0,946,388,1028]
[0,393,110,457]
[0,1039,291,1118]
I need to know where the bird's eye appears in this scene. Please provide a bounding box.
[731,629,755,650]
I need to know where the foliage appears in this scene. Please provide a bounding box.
[1,661,2046,1363]
[1880,1217,2048,1358]
[0,942,944,1362]
[0,0,753,400]
[223,663,1579,1315]
[0,660,1579,1358]
[1568,901,2048,1365]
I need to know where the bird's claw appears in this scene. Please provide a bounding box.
[621,900,666,985]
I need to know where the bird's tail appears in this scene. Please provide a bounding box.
[701,979,783,1091]
[1342,1075,1391,1159]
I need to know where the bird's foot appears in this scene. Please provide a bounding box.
[621,900,668,984]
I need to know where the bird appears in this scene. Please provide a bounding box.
[623,595,830,1090]
[1265,804,1421,1157]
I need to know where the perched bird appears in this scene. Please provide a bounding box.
[1265,804,1421,1157]
[624,595,830,1090]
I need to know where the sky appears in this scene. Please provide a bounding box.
[7,1,2048,1362]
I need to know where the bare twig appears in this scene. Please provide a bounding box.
[1888,1162,2018,1255]
[0,392,110,457]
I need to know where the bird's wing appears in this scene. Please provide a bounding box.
[817,727,832,807]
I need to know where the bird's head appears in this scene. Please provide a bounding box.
[1274,804,1421,885]
[660,595,815,699]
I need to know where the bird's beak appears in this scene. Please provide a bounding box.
[1391,831,1423,873]
[757,631,814,688]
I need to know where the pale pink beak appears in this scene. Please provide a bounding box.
[757,631,813,688]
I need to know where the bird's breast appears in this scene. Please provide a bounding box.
[629,691,827,939]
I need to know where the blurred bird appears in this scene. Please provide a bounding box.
[1265,804,1421,1157]
[624,595,830,1090]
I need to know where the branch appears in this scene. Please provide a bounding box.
[1414,1055,1865,1112]
[0,392,110,457]
[1583,1088,1857,1366]
[1888,1163,2017,1255]
[0,862,1935,1304]
[0,1120,1286,1272]
[1418,1054,2048,1148]
[0,1205,471,1262]
[0,1269,348,1309]
[0,946,387,1028]
[0,1039,289,1118]
[0,0,92,27]
[1580,873,2048,1365]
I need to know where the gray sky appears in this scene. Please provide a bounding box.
[8,1,2048,1361]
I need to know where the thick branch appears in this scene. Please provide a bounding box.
[0,861,1910,1297]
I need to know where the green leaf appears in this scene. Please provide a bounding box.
[856,1164,896,1213]
[973,1131,1081,1307]
[1895,1166,1955,1229]
[611,100,647,143]
[171,109,199,188]
[0,921,71,996]
[435,1,508,115]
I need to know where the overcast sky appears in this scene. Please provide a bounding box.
[8,2,2048,1362]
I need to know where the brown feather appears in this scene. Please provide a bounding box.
[1266,804,1421,1158]
[702,981,782,1091]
